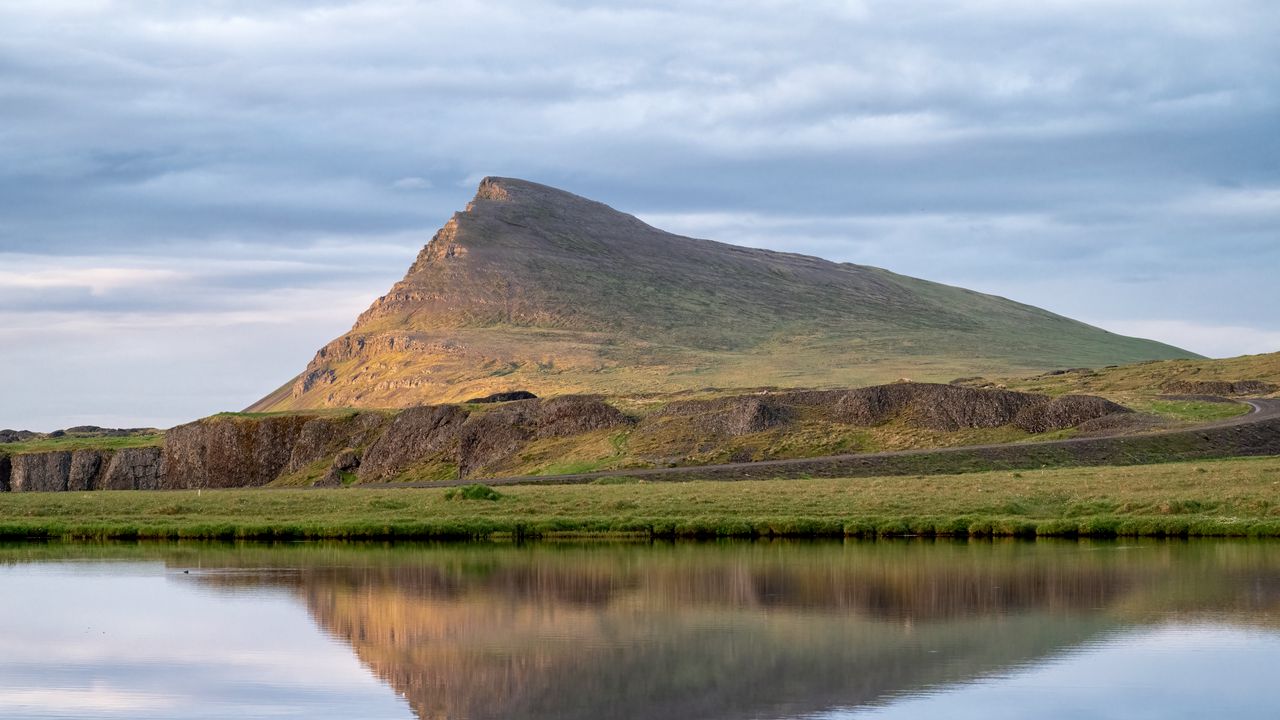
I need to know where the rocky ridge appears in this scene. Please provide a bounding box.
[1,383,1135,492]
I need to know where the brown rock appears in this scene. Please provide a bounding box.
[456,396,630,476]
[1013,395,1131,433]
[831,383,1044,431]
[162,415,314,489]
[457,403,537,478]
[333,448,361,472]
[535,395,630,438]
[358,405,469,482]
[101,447,165,490]
[10,452,72,492]
[285,413,389,475]
[658,395,793,436]
[68,450,107,491]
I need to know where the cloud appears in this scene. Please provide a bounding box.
[1088,320,1280,359]
[0,267,186,294]
[391,176,432,191]
[0,0,1276,426]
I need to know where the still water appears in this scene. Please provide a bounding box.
[0,540,1277,720]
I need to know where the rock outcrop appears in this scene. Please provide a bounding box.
[0,430,39,444]
[285,413,390,475]
[67,450,104,491]
[829,384,1044,432]
[358,405,470,483]
[101,447,165,490]
[659,384,1128,436]
[1013,395,1131,434]
[1160,379,1278,396]
[533,396,630,438]
[658,396,795,437]
[1,447,165,492]
[162,415,315,489]
[10,452,74,492]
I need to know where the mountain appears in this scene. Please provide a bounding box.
[250,177,1196,411]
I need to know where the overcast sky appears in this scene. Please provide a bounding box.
[2,0,1277,430]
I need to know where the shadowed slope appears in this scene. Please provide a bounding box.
[253,178,1194,410]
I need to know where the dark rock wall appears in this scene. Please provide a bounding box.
[4,448,166,492]
[359,405,470,482]
[11,452,73,492]
[68,450,104,491]
[102,447,165,490]
[163,415,315,489]
[285,413,390,475]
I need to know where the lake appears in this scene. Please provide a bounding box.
[0,539,1277,719]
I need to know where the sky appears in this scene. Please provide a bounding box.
[1,0,1278,430]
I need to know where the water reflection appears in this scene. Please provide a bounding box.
[1,540,1278,720]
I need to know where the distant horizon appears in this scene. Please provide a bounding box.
[3,1,1277,430]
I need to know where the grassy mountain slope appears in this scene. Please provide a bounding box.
[252,177,1195,411]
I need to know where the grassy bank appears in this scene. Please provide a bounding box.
[1,456,1278,540]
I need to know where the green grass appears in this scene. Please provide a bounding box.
[1141,399,1251,422]
[0,434,163,454]
[999,352,1280,399]
[2,456,1278,540]
[444,484,503,501]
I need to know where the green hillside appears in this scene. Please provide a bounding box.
[252,177,1195,411]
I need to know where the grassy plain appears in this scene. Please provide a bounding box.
[2,456,1278,540]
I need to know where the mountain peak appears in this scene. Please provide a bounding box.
[474,176,513,201]
[249,180,1196,411]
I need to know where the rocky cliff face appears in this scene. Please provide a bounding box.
[163,414,325,489]
[103,447,166,490]
[3,447,166,492]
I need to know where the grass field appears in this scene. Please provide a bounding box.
[0,434,163,454]
[2,456,1278,540]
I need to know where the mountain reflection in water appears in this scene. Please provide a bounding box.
[190,541,1279,720]
[2,540,1278,720]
